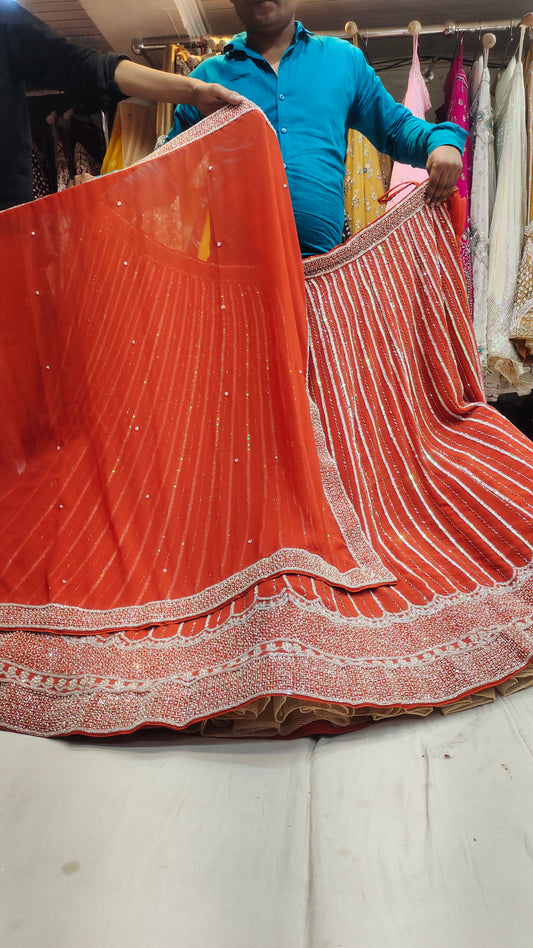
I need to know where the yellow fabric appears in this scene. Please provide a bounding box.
[198,212,211,262]
[343,34,391,234]
[344,129,391,233]
[100,109,123,174]
[101,101,156,174]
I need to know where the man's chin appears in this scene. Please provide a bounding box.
[238,0,294,34]
[250,1,280,23]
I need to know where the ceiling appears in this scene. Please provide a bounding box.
[17,0,533,105]
[18,1,532,54]
[16,0,110,50]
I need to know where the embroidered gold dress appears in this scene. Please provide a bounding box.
[343,130,390,233]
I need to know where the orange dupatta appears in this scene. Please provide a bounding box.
[0,103,393,634]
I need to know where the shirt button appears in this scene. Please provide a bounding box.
[279,94,285,100]
[281,127,287,134]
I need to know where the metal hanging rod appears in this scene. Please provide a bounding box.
[132,35,224,55]
[132,13,533,57]
[344,13,533,40]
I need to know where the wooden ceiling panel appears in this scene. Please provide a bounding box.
[16,0,111,49]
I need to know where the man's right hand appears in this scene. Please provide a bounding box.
[188,79,243,116]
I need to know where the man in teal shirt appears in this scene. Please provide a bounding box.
[167,0,466,256]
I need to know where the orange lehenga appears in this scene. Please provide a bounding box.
[1,103,533,738]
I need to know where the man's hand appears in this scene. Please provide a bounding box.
[188,79,243,116]
[425,145,463,207]
[114,61,243,117]
[73,173,96,186]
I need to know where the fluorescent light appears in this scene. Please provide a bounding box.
[171,0,210,37]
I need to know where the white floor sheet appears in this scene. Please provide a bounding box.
[2,689,533,948]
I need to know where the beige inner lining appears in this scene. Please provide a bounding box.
[185,663,533,738]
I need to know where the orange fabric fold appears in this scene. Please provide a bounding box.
[0,105,393,633]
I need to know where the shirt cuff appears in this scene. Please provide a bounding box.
[426,122,468,156]
[427,122,468,157]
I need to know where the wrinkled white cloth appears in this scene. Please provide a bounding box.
[469,52,496,373]
[1,690,533,947]
[509,50,533,357]
[487,29,533,394]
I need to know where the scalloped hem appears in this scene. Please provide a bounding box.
[183,663,533,738]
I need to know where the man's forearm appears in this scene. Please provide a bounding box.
[114,59,200,105]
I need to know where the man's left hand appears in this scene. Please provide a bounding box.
[425,145,463,207]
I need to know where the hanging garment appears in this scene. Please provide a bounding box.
[344,130,391,233]
[55,114,75,192]
[387,35,431,211]
[469,51,496,377]
[101,99,156,173]
[156,44,191,141]
[29,102,58,200]
[1,104,533,738]
[439,40,473,307]
[487,29,533,394]
[31,141,52,200]
[100,106,124,173]
[48,110,107,191]
[509,47,533,359]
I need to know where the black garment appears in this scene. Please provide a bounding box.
[0,3,125,211]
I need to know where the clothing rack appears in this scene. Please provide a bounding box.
[132,34,226,66]
[132,13,533,59]
[345,13,533,42]
[132,37,214,53]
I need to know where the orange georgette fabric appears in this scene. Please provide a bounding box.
[1,103,533,737]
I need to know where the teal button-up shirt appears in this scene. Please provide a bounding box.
[167,22,467,256]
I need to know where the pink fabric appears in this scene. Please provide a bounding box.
[387,36,431,210]
[441,42,473,309]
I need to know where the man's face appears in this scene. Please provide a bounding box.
[229,0,298,34]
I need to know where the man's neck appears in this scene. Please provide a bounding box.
[245,19,296,66]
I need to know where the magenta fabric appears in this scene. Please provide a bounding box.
[442,41,473,308]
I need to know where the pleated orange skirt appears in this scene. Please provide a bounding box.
[1,104,533,737]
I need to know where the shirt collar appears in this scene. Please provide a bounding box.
[224,21,313,59]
